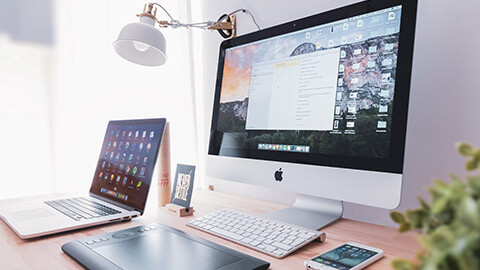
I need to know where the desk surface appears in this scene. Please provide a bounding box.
[0,190,420,269]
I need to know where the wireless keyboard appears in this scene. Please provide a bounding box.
[187,208,326,258]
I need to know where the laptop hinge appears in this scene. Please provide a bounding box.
[89,193,142,213]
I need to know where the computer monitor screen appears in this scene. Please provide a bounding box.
[209,0,415,174]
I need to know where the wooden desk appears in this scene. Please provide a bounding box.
[0,190,420,269]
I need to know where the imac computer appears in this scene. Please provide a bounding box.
[207,0,417,230]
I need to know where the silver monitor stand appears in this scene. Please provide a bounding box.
[260,194,343,231]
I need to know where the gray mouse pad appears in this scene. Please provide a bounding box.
[95,229,239,269]
[62,223,270,270]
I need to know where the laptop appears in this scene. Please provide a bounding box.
[0,118,166,239]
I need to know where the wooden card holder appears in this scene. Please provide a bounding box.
[166,203,194,217]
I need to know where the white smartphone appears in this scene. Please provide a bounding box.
[304,242,384,270]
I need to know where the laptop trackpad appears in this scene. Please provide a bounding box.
[11,208,54,221]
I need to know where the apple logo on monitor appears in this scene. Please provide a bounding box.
[274,168,283,182]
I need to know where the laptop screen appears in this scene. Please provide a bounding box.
[89,119,166,211]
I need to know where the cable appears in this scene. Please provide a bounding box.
[152,3,175,21]
[226,9,261,30]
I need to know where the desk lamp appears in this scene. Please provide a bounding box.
[113,3,260,206]
[113,2,260,66]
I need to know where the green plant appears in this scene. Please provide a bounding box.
[390,143,480,270]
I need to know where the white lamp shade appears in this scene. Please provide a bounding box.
[113,18,167,66]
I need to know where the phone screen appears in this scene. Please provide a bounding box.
[311,244,378,269]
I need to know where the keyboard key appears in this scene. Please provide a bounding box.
[272,241,293,251]
[241,238,254,244]
[291,239,306,246]
[253,230,264,235]
[274,237,285,242]
[256,236,266,242]
[297,233,310,239]
[282,239,293,245]
[263,239,274,244]
[264,245,276,252]
[210,227,244,241]
[250,240,261,246]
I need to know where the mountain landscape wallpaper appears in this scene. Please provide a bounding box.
[214,12,401,159]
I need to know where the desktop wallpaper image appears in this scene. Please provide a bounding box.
[214,8,401,159]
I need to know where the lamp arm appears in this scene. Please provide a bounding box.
[145,3,261,32]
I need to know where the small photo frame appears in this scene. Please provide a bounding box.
[170,164,196,209]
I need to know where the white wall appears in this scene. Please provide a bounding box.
[0,36,54,199]
[52,0,198,203]
[200,0,480,226]
[0,0,54,199]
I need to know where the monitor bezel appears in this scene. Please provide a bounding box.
[208,0,417,174]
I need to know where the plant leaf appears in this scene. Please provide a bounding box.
[465,158,480,171]
[467,175,480,193]
[431,197,448,214]
[457,142,475,156]
[392,259,414,270]
[449,173,462,183]
[428,226,455,250]
[475,148,480,160]
[458,197,480,228]
[416,252,427,262]
[418,197,430,211]
[428,187,442,201]
[391,211,406,224]
[406,210,424,228]
[433,179,448,191]
[399,222,412,232]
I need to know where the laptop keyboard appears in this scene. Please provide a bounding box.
[44,197,121,221]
